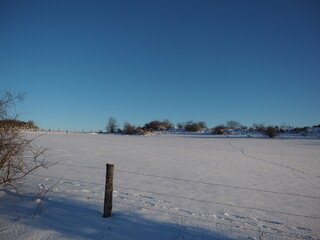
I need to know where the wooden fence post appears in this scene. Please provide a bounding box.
[103,163,114,218]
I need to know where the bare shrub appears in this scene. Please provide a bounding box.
[0,127,47,187]
[212,125,226,135]
[184,121,206,132]
[0,91,47,188]
[263,126,279,138]
[143,119,173,132]
[177,123,184,129]
[291,127,310,134]
[252,123,266,132]
[0,91,25,120]
[123,122,145,135]
[226,121,241,130]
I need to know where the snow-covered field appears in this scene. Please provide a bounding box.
[1,132,319,240]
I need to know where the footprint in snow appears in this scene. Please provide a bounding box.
[117,196,128,201]
[139,194,154,200]
[143,201,157,207]
[80,189,90,192]
[60,180,73,184]
[256,218,282,225]
[234,215,245,219]
[179,209,194,215]
[222,212,234,222]
[296,226,311,231]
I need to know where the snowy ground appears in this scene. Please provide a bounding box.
[1,132,319,240]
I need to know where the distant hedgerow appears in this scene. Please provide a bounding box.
[0,119,39,131]
[291,127,310,133]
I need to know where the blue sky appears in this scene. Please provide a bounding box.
[1,0,319,131]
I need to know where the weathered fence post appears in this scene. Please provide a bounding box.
[103,163,114,218]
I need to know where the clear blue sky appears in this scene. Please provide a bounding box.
[1,0,319,131]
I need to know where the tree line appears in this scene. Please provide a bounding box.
[105,117,320,138]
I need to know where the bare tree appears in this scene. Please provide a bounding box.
[226,120,241,130]
[0,91,47,189]
[106,117,118,133]
[0,90,25,120]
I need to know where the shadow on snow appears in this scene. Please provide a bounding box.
[0,190,239,240]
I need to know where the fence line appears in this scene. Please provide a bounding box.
[114,169,320,199]
[26,185,104,202]
[21,184,315,240]
[30,173,104,186]
[113,200,312,240]
[29,173,320,221]
[114,185,320,220]
[45,161,103,170]
[44,161,320,200]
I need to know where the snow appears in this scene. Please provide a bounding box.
[1,132,319,240]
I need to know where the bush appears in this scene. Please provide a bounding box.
[263,126,279,138]
[0,119,39,131]
[123,122,137,135]
[252,123,266,132]
[143,119,173,132]
[0,126,47,187]
[184,121,206,132]
[212,125,226,135]
[177,123,184,129]
[291,127,310,133]
[0,91,46,188]
[123,122,147,135]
